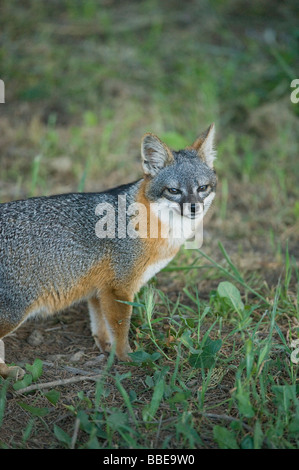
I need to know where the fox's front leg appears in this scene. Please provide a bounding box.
[90,288,133,361]
[0,339,25,380]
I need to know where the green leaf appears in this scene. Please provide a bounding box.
[150,352,162,362]
[175,418,202,447]
[107,411,128,430]
[44,389,60,406]
[128,350,151,362]
[169,390,191,403]
[213,425,239,449]
[188,337,222,369]
[204,337,222,355]
[22,418,35,443]
[84,436,101,449]
[217,281,244,313]
[26,358,43,382]
[272,384,297,412]
[235,389,255,418]
[18,402,49,417]
[143,379,164,422]
[241,435,254,449]
[77,410,93,434]
[54,424,72,447]
[145,375,154,388]
[180,330,196,352]
[129,389,137,403]
[253,420,264,449]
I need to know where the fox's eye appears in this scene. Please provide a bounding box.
[167,188,181,195]
[198,185,209,192]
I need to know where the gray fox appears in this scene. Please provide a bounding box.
[0,124,217,379]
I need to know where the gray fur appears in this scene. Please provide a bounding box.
[0,128,217,334]
[145,149,217,215]
[0,184,143,326]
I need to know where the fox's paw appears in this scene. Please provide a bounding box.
[116,345,133,362]
[0,363,25,381]
[93,334,112,354]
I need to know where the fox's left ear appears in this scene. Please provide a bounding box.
[141,133,174,177]
[191,123,216,169]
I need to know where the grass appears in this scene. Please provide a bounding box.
[0,0,298,449]
[1,250,298,449]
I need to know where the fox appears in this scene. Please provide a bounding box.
[0,124,217,379]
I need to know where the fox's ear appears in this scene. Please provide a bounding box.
[191,123,216,168]
[141,133,174,177]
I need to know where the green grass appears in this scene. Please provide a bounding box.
[0,246,297,449]
[0,0,298,449]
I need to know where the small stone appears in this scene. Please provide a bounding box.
[69,350,85,363]
[27,330,44,346]
[84,354,106,367]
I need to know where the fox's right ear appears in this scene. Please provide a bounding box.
[191,123,216,169]
[141,133,174,177]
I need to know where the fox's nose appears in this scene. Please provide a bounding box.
[190,203,196,214]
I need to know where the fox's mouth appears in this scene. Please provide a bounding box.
[187,213,200,219]
[166,203,204,219]
[184,211,203,220]
[182,204,204,220]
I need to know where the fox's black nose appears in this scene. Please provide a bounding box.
[190,203,196,214]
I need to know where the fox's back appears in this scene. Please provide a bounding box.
[0,183,143,316]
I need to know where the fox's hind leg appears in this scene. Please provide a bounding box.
[0,322,25,380]
[88,296,112,354]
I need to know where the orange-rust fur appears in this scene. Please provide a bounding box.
[0,126,217,377]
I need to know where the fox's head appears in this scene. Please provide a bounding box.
[141,124,217,220]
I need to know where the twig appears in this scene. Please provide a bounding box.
[14,374,102,395]
[71,417,81,449]
[201,412,253,432]
[42,360,103,376]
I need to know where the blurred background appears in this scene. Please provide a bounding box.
[0,0,298,268]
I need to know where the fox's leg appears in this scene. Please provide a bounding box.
[99,287,134,361]
[0,322,25,380]
[88,295,111,354]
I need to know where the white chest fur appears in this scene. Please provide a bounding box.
[140,256,174,287]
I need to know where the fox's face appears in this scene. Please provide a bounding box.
[141,124,217,221]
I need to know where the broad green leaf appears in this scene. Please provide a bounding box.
[128,350,151,362]
[204,337,222,355]
[188,338,222,369]
[213,425,239,449]
[44,389,61,406]
[26,358,43,382]
[217,281,244,312]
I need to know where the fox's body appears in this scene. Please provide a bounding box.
[0,125,217,378]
